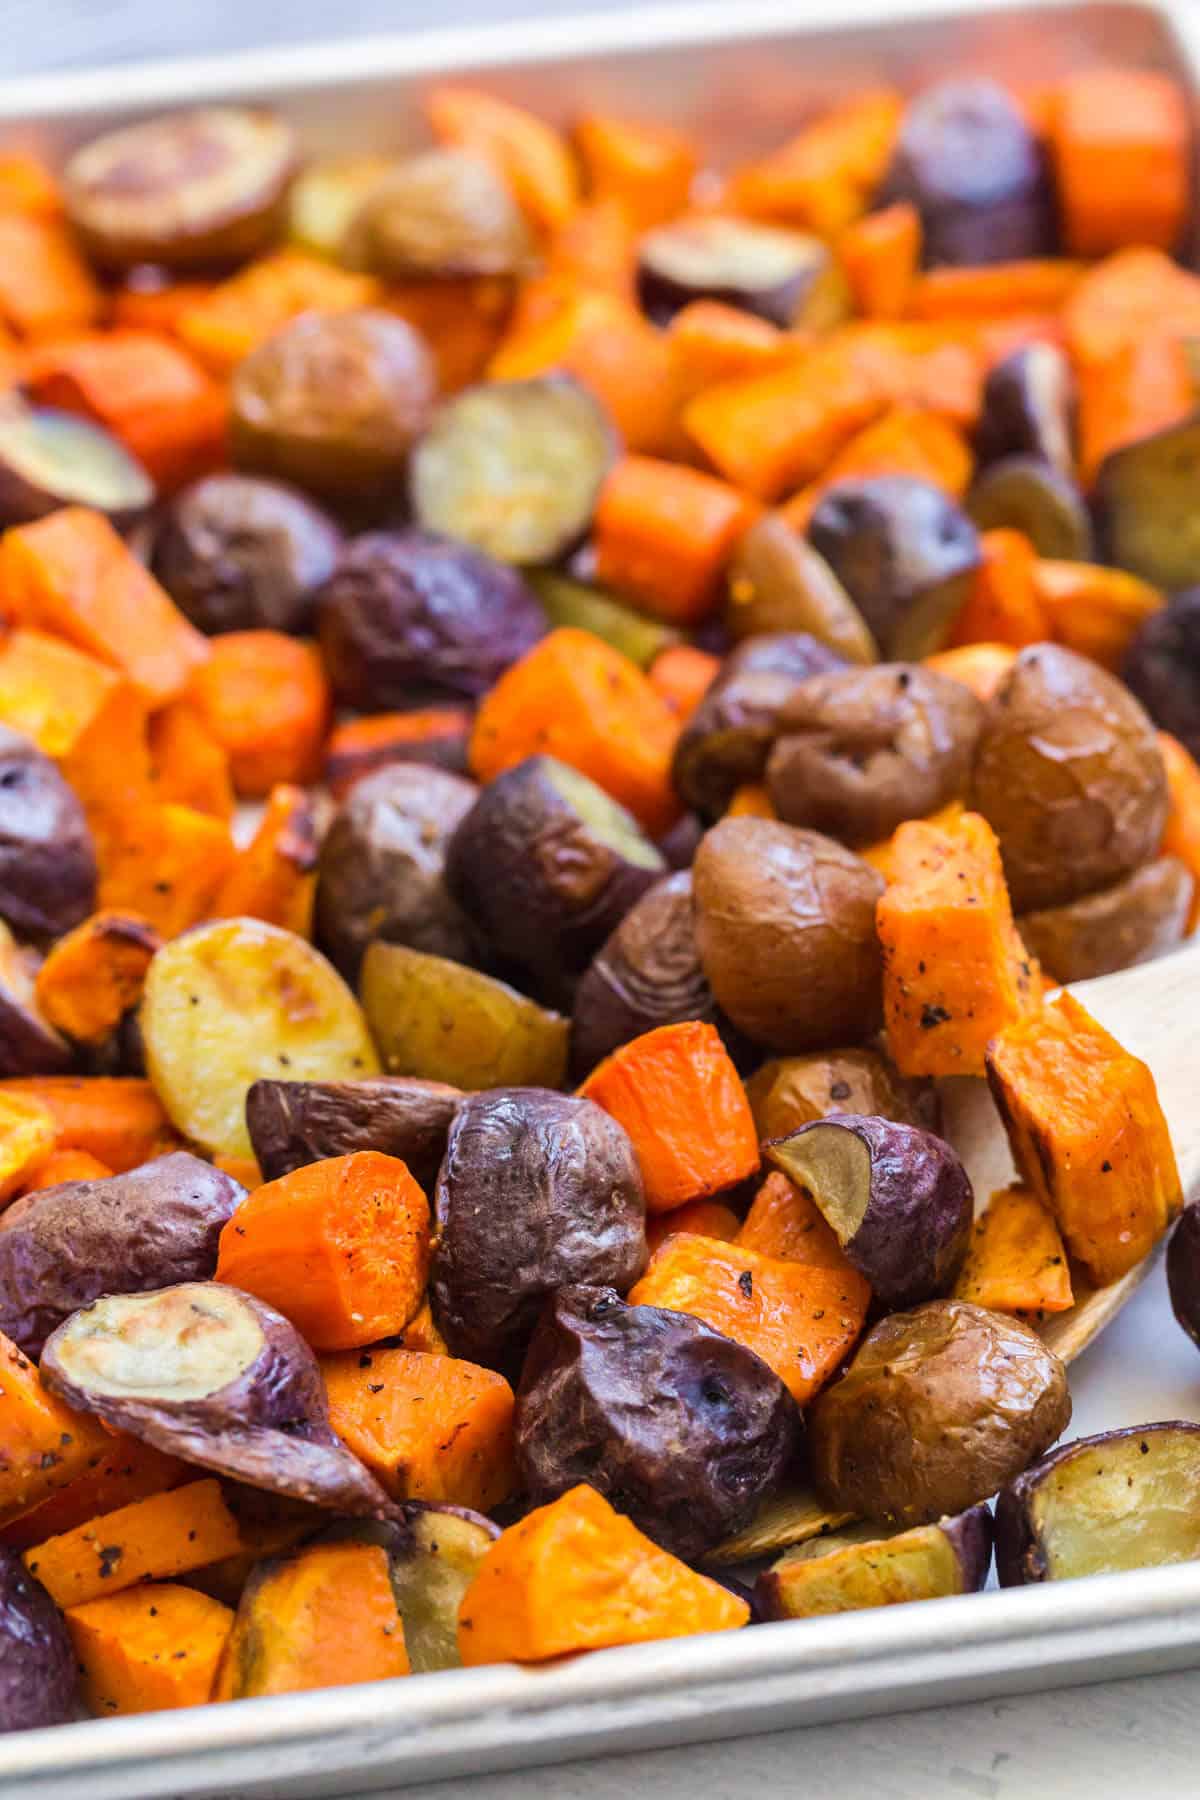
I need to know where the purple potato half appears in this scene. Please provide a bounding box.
[0,1547,76,1733]
[765,1115,974,1308]
[1167,1204,1200,1350]
[0,1152,245,1357]
[246,1075,461,1190]
[636,215,842,329]
[974,341,1076,477]
[0,726,96,941]
[995,1422,1200,1586]
[757,1504,992,1619]
[432,1087,647,1374]
[516,1284,800,1561]
[40,1282,393,1516]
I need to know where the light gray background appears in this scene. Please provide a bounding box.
[4,1,1199,1792]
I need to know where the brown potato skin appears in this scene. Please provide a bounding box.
[672,633,846,819]
[432,1088,647,1375]
[0,727,96,941]
[1018,855,1192,984]
[345,149,533,279]
[725,513,878,664]
[1167,1205,1200,1349]
[975,341,1075,477]
[516,1285,800,1561]
[693,818,884,1052]
[745,1047,940,1140]
[315,762,481,983]
[231,310,435,501]
[808,1298,1070,1525]
[245,1076,461,1191]
[153,474,343,636]
[0,1546,76,1732]
[767,664,983,846]
[970,643,1169,912]
[0,1153,245,1358]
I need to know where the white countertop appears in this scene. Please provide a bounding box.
[7,2,1200,1792]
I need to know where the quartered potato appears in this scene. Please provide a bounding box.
[725,514,879,665]
[141,917,380,1158]
[995,1423,1200,1585]
[637,215,845,329]
[1098,415,1200,592]
[0,404,154,531]
[757,1506,992,1619]
[0,727,96,942]
[360,941,569,1090]
[967,456,1093,560]
[65,107,297,271]
[246,1075,461,1190]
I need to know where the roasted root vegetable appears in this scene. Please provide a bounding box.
[0,1331,110,1526]
[738,1172,857,1270]
[23,1477,243,1608]
[141,918,380,1159]
[0,1545,77,1730]
[322,1346,514,1512]
[215,1151,431,1351]
[456,1483,748,1666]
[68,1581,234,1716]
[578,1020,759,1214]
[765,1116,973,1309]
[0,1092,56,1202]
[744,1048,938,1143]
[725,512,877,665]
[213,783,318,936]
[953,1185,1073,1318]
[1125,601,1200,767]
[808,1299,1070,1525]
[186,630,329,796]
[1050,70,1190,257]
[1017,857,1192,986]
[0,1077,173,1174]
[0,1434,184,1552]
[246,1076,460,1192]
[593,456,760,626]
[34,911,160,1047]
[628,1232,870,1408]
[987,991,1181,1286]
[0,921,71,1078]
[323,708,473,793]
[758,1506,991,1619]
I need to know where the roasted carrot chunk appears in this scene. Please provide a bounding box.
[738,1171,856,1271]
[594,457,760,625]
[0,1438,185,1552]
[0,1093,56,1203]
[578,1021,759,1213]
[148,700,235,821]
[0,1077,175,1173]
[68,1583,234,1716]
[0,154,61,219]
[0,509,210,708]
[645,1199,741,1256]
[93,802,235,937]
[1032,561,1164,672]
[387,275,515,395]
[575,114,696,229]
[730,90,903,235]
[187,631,330,797]
[948,530,1048,651]
[323,708,472,798]
[457,1483,747,1666]
[645,645,720,723]
[666,300,796,409]
[726,783,777,820]
[322,1347,515,1511]
[840,201,920,321]
[1051,69,1190,257]
[987,991,1182,1286]
[216,1151,432,1351]
[1159,731,1200,933]
[0,213,100,338]
[1076,335,1194,488]
[877,810,1041,1076]
[0,1332,110,1526]
[212,783,318,936]
[954,1185,1073,1317]
[0,628,141,803]
[35,912,161,1047]
[24,1479,243,1609]
[780,404,972,531]
[470,627,681,838]
[908,261,1083,322]
[628,1234,869,1406]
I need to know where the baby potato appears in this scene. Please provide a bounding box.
[245,1075,461,1191]
[141,918,380,1158]
[0,726,96,942]
[975,341,1076,477]
[766,663,983,847]
[745,1047,939,1140]
[808,1298,1070,1525]
[1018,855,1192,984]
[725,512,878,664]
[1167,1202,1200,1351]
[344,148,534,279]
[693,817,884,1052]
[970,643,1168,911]
[1123,589,1200,760]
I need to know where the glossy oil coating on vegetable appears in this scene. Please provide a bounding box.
[0,1545,77,1731]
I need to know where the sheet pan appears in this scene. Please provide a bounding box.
[3,3,1200,1791]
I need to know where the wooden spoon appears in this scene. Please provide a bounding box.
[709,941,1200,1564]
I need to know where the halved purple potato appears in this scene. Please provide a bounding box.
[1097,415,1200,592]
[1167,1203,1200,1349]
[445,755,664,1003]
[725,512,878,664]
[314,761,481,983]
[0,1152,244,1357]
[0,727,96,941]
[765,1116,973,1308]
[757,1505,992,1619]
[636,215,844,329]
[0,923,72,1079]
[1123,589,1200,760]
[40,1283,393,1516]
[516,1285,800,1561]
[317,528,546,711]
[0,1547,76,1733]
[152,473,343,635]
[807,476,982,660]
[570,870,721,1078]
[410,376,614,566]
[344,148,534,279]
[1018,855,1193,984]
[878,79,1055,267]
[966,455,1093,560]
[0,404,154,530]
[432,1088,647,1374]
[246,1075,461,1190]
[995,1423,1200,1586]
[64,107,296,271]
[766,662,983,847]
[672,631,847,819]
[975,342,1076,477]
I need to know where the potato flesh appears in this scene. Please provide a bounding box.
[391,1510,497,1672]
[768,1521,963,1617]
[544,759,665,872]
[142,918,380,1158]
[53,1285,263,1404]
[1034,1435,1200,1579]
[767,1124,871,1246]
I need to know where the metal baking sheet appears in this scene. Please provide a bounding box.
[4,2,1200,1792]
